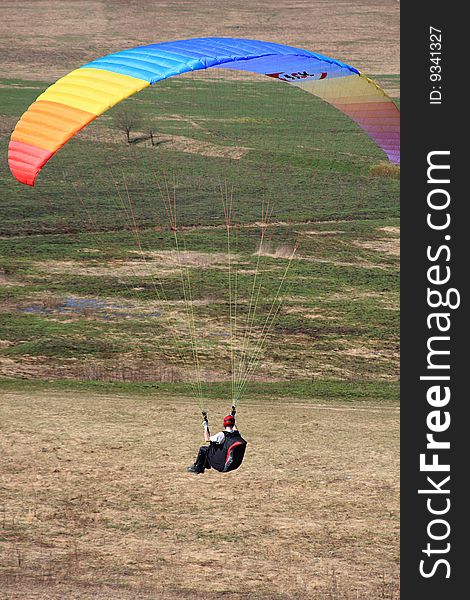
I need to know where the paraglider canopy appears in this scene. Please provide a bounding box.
[8,37,399,186]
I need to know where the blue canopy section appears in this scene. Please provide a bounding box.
[80,37,359,84]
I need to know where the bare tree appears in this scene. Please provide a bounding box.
[110,108,162,146]
[110,108,143,143]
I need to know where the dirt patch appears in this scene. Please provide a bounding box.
[33,252,242,277]
[302,255,392,270]
[0,276,27,287]
[256,231,398,269]
[354,238,400,257]
[78,124,251,159]
[327,287,398,305]
[303,230,344,236]
[256,241,297,259]
[161,134,250,159]
[284,306,336,321]
[131,249,243,268]
[31,259,174,278]
[338,343,399,361]
[379,226,400,235]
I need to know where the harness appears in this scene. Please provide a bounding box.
[207,430,247,472]
[201,406,247,472]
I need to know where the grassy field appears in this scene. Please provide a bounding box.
[0,74,399,389]
[0,1,400,80]
[0,384,399,600]
[1,3,399,597]
[0,218,399,385]
[1,75,399,235]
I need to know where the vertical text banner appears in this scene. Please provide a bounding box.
[401,4,465,598]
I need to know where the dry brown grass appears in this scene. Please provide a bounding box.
[159,135,250,159]
[256,241,297,260]
[300,256,392,271]
[0,1,399,82]
[369,163,401,180]
[379,227,400,236]
[39,296,64,311]
[33,252,242,278]
[77,125,252,159]
[303,231,344,237]
[0,389,399,599]
[76,360,185,383]
[353,239,400,258]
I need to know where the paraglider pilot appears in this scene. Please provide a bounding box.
[187,407,247,474]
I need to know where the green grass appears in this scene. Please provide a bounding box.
[0,221,398,379]
[0,312,128,355]
[0,376,399,404]
[1,75,399,390]
[1,76,399,235]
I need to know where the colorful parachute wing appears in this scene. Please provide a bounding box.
[8,37,400,185]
